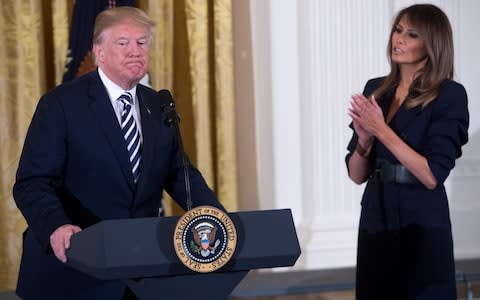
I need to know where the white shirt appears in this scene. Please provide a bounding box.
[98,68,143,140]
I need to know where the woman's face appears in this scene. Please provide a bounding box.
[391,16,428,69]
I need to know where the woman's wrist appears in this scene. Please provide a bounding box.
[355,144,370,158]
[356,139,373,158]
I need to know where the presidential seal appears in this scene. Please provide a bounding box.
[173,205,237,273]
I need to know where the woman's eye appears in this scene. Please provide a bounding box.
[408,33,419,38]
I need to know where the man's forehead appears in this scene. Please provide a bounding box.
[108,21,149,35]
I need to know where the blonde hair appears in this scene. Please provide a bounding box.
[373,4,454,109]
[93,6,155,45]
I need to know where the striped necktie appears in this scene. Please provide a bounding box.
[118,92,141,183]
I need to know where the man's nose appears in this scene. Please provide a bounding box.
[127,43,142,56]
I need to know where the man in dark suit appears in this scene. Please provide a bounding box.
[13,7,223,300]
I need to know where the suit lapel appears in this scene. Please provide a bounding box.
[134,87,156,200]
[381,85,423,133]
[87,71,135,191]
[392,104,423,133]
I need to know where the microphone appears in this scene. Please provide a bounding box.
[158,89,192,211]
[158,89,179,126]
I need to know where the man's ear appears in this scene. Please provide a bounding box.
[92,44,103,63]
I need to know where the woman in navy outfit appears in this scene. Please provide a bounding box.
[346,4,469,300]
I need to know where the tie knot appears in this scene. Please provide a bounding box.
[118,92,133,106]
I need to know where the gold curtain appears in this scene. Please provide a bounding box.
[0,0,237,292]
[141,0,238,215]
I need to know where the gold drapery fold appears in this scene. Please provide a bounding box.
[138,0,174,90]
[181,0,238,212]
[52,0,71,86]
[211,0,238,212]
[184,0,215,186]
[0,0,237,291]
[141,0,238,213]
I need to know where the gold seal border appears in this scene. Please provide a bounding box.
[173,205,237,273]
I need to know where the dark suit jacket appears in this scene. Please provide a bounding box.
[13,70,222,299]
[346,77,469,299]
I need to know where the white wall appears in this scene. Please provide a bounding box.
[233,0,480,270]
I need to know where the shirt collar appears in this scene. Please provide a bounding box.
[98,68,137,105]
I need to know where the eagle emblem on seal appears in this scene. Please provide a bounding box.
[191,222,221,257]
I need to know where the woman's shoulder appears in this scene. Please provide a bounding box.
[433,79,468,107]
[430,79,468,120]
[366,76,386,86]
[438,79,467,96]
[363,76,386,94]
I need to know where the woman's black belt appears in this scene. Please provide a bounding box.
[374,160,419,184]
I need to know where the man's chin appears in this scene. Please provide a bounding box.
[129,70,147,82]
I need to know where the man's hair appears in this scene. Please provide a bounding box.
[93,6,155,45]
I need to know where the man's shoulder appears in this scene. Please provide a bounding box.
[47,71,99,98]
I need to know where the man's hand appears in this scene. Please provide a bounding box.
[50,224,82,263]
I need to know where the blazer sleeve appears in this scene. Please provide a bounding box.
[13,94,72,249]
[424,81,469,184]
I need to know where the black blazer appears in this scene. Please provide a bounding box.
[346,77,469,231]
[13,70,222,299]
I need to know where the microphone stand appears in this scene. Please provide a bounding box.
[162,95,193,211]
